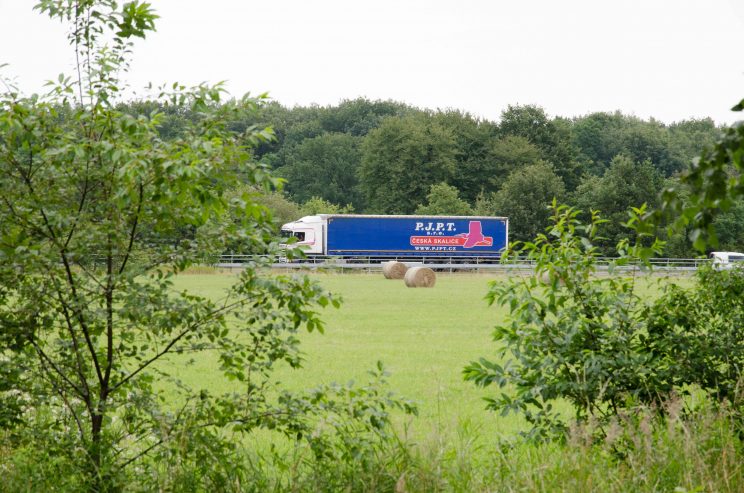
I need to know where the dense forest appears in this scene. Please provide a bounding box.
[125,98,735,256]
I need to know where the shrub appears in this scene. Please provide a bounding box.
[646,266,744,404]
[465,203,743,441]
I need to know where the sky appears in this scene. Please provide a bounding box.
[1,0,743,124]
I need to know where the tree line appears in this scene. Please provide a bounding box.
[124,98,735,256]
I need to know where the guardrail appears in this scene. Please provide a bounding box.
[214,254,709,272]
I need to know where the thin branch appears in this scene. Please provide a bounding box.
[6,131,105,386]
[111,298,248,393]
[31,339,88,400]
[118,182,143,275]
[115,397,195,471]
[1,194,52,241]
[74,1,85,106]
[36,358,87,440]
[71,260,107,292]
[53,282,93,404]
[103,232,114,395]
[63,157,91,250]
[61,253,105,386]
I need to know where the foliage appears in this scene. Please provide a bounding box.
[250,189,302,226]
[646,266,744,403]
[386,402,744,493]
[81,93,730,252]
[574,154,664,252]
[257,98,415,169]
[465,199,744,442]
[1,363,417,492]
[415,183,473,216]
[431,110,499,203]
[499,105,581,190]
[661,103,744,251]
[488,135,542,181]
[714,197,744,250]
[359,115,456,213]
[464,205,673,440]
[277,132,364,208]
[666,118,720,173]
[8,84,729,251]
[447,131,543,203]
[318,97,414,137]
[300,196,354,216]
[571,111,706,177]
[0,1,412,490]
[487,162,565,242]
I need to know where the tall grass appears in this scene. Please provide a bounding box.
[3,272,733,492]
[392,402,743,493]
[6,400,735,492]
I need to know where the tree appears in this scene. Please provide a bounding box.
[488,135,542,177]
[277,133,364,209]
[574,154,664,251]
[465,204,744,442]
[571,112,700,178]
[319,97,413,136]
[415,183,473,215]
[659,100,744,251]
[572,111,635,173]
[359,115,456,213]
[621,121,678,176]
[256,103,326,169]
[431,110,499,202]
[234,187,302,228]
[0,2,410,489]
[300,196,354,215]
[487,162,566,242]
[498,105,580,189]
[464,206,667,441]
[667,118,720,175]
[713,198,744,251]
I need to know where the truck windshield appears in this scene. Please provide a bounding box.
[280,230,305,241]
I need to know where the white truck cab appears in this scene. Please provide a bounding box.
[280,215,325,255]
[710,251,744,270]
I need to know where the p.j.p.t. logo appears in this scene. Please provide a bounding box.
[410,221,493,249]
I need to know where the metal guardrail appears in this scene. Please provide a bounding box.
[214,254,709,272]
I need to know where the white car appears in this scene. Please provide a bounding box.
[710,251,744,270]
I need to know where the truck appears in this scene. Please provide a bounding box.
[280,214,508,259]
[710,251,744,270]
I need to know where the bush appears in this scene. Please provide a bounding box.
[465,204,743,441]
[646,266,744,404]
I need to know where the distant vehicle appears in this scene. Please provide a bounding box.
[280,214,508,259]
[710,251,744,270]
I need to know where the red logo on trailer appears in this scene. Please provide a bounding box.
[410,221,493,248]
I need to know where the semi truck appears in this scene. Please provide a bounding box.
[710,251,744,270]
[280,214,508,258]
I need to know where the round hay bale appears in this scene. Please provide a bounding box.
[537,270,565,286]
[404,266,436,288]
[382,261,408,279]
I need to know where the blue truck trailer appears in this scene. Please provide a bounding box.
[280,214,508,258]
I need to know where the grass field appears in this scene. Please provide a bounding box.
[168,270,690,441]
[7,269,740,492]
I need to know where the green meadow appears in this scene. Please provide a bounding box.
[167,270,690,440]
[155,271,744,493]
[7,270,740,493]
